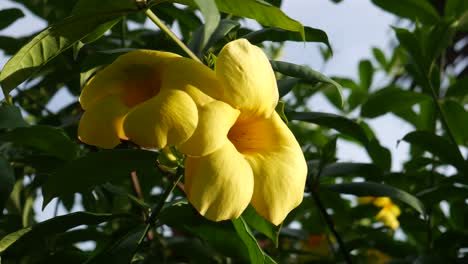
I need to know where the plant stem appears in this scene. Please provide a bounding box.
[145,8,201,62]
[310,190,353,264]
[135,169,184,251]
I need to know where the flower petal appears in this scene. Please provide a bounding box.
[160,57,223,106]
[185,141,254,221]
[241,112,307,225]
[80,50,180,110]
[78,95,129,148]
[179,100,240,156]
[215,39,279,117]
[122,89,198,149]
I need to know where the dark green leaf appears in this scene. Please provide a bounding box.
[366,139,392,171]
[358,59,373,90]
[85,225,147,264]
[0,126,77,161]
[193,0,220,47]
[242,205,281,246]
[159,201,250,260]
[81,18,122,44]
[325,182,426,214]
[270,60,343,106]
[203,19,240,51]
[0,104,28,129]
[321,162,383,179]
[0,212,115,253]
[446,76,468,98]
[0,157,14,213]
[371,0,439,24]
[0,3,138,96]
[0,8,24,31]
[232,217,277,264]
[445,0,468,17]
[244,26,331,52]
[361,86,431,118]
[402,131,465,172]
[42,149,160,208]
[277,77,300,97]
[287,111,369,144]
[441,100,468,144]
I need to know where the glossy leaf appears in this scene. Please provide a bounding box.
[361,86,431,118]
[0,126,78,161]
[232,217,277,264]
[42,149,160,208]
[270,60,343,106]
[371,0,439,24]
[0,104,28,129]
[402,131,465,172]
[0,8,24,30]
[288,111,369,145]
[325,182,426,214]
[244,26,331,51]
[242,205,281,246]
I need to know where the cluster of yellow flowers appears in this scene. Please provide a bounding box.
[359,197,401,230]
[77,39,307,225]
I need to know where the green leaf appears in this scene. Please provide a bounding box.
[456,10,468,31]
[232,217,277,264]
[0,157,15,213]
[203,19,240,51]
[85,225,147,264]
[366,139,392,171]
[0,4,137,96]
[361,86,431,118]
[270,60,343,106]
[214,0,303,38]
[0,212,115,253]
[325,182,426,214]
[321,162,384,179]
[0,104,28,129]
[446,76,468,98]
[371,0,439,24]
[372,47,387,70]
[0,126,77,161]
[244,26,332,52]
[159,201,250,260]
[0,8,24,30]
[81,18,122,44]
[42,149,160,208]
[287,111,369,145]
[358,59,373,90]
[277,77,300,98]
[242,205,281,246]
[402,131,466,172]
[441,100,468,144]
[193,0,220,48]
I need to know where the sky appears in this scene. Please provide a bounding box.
[0,0,414,219]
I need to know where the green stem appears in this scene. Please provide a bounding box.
[145,9,201,62]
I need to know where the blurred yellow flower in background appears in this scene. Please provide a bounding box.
[359,197,401,230]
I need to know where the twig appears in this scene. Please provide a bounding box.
[145,8,201,62]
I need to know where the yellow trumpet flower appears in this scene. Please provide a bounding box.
[181,39,307,225]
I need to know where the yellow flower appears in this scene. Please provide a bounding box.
[359,197,401,230]
[78,50,224,150]
[181,39,307,225]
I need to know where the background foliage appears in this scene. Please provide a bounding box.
[0,0,467,263]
